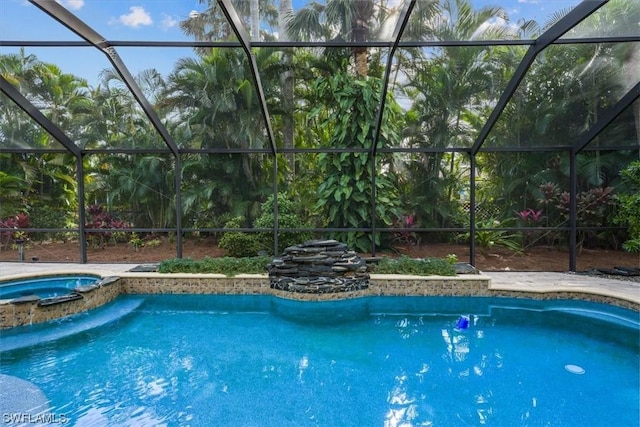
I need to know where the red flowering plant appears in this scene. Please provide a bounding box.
[0,213,30,250]
[556,187,616,249]
[532,182,617,248]
[85,204,131,248]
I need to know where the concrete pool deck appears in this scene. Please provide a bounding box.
[1,261,638,307]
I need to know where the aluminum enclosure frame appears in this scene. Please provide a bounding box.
[1,0,638,269]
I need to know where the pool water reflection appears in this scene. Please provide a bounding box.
[1,295,638,426]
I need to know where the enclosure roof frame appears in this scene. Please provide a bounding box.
[217,0,278,156]
[573,82,640,155]
[0,0,636,156]
[0,74,81,157]
[469,0,608,156]
[28,0,180,157]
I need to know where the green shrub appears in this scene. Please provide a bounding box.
[218,216,266,257]
[27,202,69,243]
[615,161,640,252]
[158,256,272,276]
[157,257,199,273]
[458,218,522,254]
[159,255,455,277]
[370,256,456,276]
[254,193,314,255]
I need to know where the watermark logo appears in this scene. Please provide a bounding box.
[2,412,68,425]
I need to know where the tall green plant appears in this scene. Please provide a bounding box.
[312,67,402,252]
[101,153,176,229]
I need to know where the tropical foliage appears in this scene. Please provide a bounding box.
[615,161,640,252]
[0,0,637,258]
[311,64,402,252]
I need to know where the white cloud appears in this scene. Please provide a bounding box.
[119,6,152,28]
[518,0,540,3]
[56,0,84,10]
[159,14,178,31]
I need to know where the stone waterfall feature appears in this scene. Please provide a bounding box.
[266,240,369,293]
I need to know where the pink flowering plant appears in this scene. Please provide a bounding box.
[515,208,545,247]
[515,208,544,224]
[391,214,420,247]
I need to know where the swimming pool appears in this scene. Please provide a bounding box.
[1,295,638,426]
[0,275,100,300]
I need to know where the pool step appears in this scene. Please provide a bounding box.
[550,307,640,329]
[0,297,144,352]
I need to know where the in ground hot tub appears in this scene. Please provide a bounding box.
[0,275,100,301]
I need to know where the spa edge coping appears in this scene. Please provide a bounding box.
[0,269,638,309]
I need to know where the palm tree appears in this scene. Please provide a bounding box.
[80,68,167,150]
[180,0,278,47]
[400,0,510,228]
[102,153,176,229]
[30,63,92,136]
[2,55,93,229]
[286,0,390,77]
[77,67,177,229]
[0,48,39,90]
[162,48,283,223]
[0,52,46,151]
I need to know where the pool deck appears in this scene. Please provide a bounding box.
[1,261,638,306]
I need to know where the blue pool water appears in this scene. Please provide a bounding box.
[1,295,638,426]
[0,275,100,300]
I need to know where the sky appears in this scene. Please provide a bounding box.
[0,0,584,86]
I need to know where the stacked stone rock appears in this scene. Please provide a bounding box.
[267,240,369,293]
